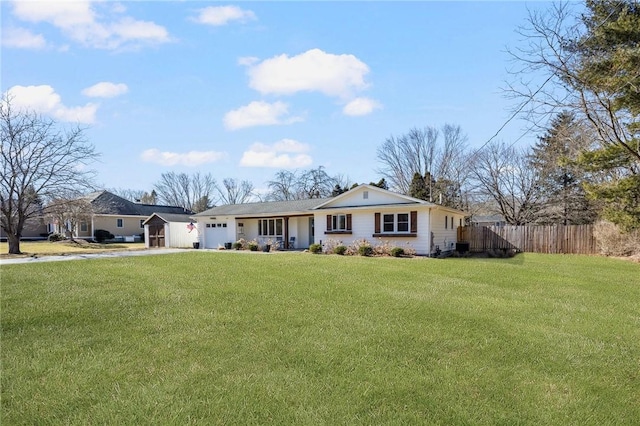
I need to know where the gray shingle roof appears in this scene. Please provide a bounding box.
[194,198,331,217]
[84,191,193,216]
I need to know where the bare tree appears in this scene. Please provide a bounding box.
[44,197,94,238]
[266,170,299,201]
[1,97,98,254]
[217,178,255,204]
[377,124,471,209]
[153,172,216,212]
[376,126,439,193]
[266,167,339,201]
[298,166,336,199]
[109,188,146,203]
[470,141,543,225]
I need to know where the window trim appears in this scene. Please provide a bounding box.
[116,218,124,228]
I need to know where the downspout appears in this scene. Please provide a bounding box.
[428,207,432,257]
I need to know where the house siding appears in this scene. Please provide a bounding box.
[92,215,145,238]
[430,209,464,253]
[168,222,199,248]
[316,207,431,255]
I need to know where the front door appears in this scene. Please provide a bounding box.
[308,217,314,246]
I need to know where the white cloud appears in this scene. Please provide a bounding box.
[240,139,313,168]
[5,85,98,124]
[9,0,170,50]
[247,48,370,98]
[192,5,256,26]
[82,82,129,98]
[237,56,259,66]
[2,27,46,49]
[140,149,227,167]
[223,101,303,130]
[342,97,382,116]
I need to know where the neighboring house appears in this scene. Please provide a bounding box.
[143,213,199,249]
[49,190,193,240]
[0,217,48,241]
[470,215,507,227]
[192,184,466,256]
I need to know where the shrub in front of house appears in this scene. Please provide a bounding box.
[248,243,258,251]
[309,243,322,254]
[94,229,114,243]
[390,247,405,257]
[232,242,242,250]
[358,244,373,257]
[334,245,347,255]
[47,233,66,242]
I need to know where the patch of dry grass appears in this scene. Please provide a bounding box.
[0,240,145,258]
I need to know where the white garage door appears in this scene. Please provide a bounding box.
[204,222,229,248]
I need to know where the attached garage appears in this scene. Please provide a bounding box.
[143,213,198,248]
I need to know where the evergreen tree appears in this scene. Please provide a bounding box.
[408,172,429,201]
[575,0,640,230]
[331,184,346,197]
[369,178,389,190]
[530,111,597,225]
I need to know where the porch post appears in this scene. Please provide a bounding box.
[284,217,289,249]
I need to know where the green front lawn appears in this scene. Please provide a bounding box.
[2,253,639,424]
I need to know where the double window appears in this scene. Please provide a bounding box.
[326,214,352,234]
[258,218,283,236]
[374,211,417,237]
[383,213,409,233]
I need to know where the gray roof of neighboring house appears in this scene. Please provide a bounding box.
[194,198,331,217]
[145,213,194,223]
[84,191,193,216]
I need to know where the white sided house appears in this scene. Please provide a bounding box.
[193,185,466,256]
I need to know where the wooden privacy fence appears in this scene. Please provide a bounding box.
[457,225,597,254]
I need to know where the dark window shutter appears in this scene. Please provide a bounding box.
[326,214,332,231]
[374,212,381,234]
[346,214,352,231]
[410,211,418,233]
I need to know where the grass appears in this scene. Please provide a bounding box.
[0,240,146,258]
[2,252,639,424]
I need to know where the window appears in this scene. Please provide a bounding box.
[445,215,448,229]
[363,191,369,199]
[383,214,394,232]
[397,214,409,232]
[117,218,123,228]
[80,221,88,232]
[333,214,347,231]
[139,220,144,229]
[326,214,352,233]
[258,218,283,236]
[374,211,417,237]
[383,213,410,233]
[451,216,454,229]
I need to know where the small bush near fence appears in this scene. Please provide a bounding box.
[593,221,640,257]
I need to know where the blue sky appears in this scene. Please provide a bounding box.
[2,1,551,195]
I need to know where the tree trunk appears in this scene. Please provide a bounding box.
[7,233,21,254]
